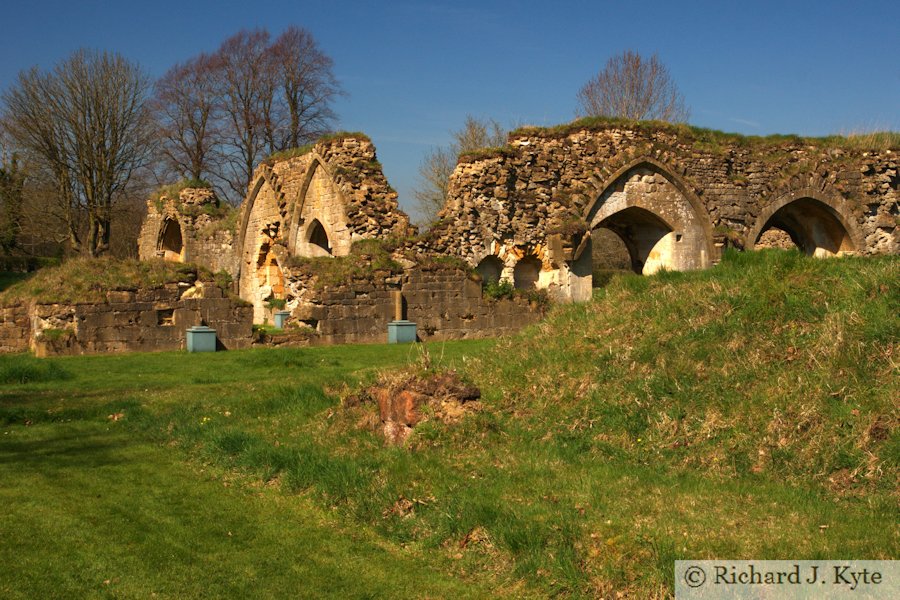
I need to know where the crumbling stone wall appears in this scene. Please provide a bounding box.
[0,305,29,353]
[287,265,543,345]
[237,134,412,321]
[1,282,252,357]
[138,187,238,276]
[428,122,897,301]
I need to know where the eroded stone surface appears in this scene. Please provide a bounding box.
[425,124,898,300]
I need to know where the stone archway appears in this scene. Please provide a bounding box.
[594,207,674,274]
[585,162,712,275]
[475,255,504,284]
[238,176,285,321]
[307,219,332,256]
[748,194,861,257]
[158,218,183,262]
[513,256,541,290]
[288,159,352,257]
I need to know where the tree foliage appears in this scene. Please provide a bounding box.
[1,49,153,257]
[577,50,689,123]
[414,115,506,224]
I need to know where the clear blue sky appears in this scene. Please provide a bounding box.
[1,0,897,220]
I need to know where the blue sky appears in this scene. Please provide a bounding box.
[1,0,897,220]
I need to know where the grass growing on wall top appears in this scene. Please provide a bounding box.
[285,238,403,288]
[0,258,200,306]
[263,131,374,165]
[508,116,900,153]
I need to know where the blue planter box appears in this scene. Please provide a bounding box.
[387,320,417,344]
[273,310,291,329]
[186,326,217,352]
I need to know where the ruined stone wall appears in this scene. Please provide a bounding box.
[0,305,29,353]
[427,122,897,300]
[237,134,411,322]
[287,266,543,346]
[1,283,252,357]
[138,187,238,276]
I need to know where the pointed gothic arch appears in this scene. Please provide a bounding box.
[747,189,862,257]
[307,219,332,255]
[284,157,353,257]
[584,158,713,275]
[158,217,183,262]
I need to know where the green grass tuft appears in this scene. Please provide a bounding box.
[0,258,201,306]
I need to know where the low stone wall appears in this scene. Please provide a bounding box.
[0,305,29,353]
[290,265,544,345]
[2,283,253,357]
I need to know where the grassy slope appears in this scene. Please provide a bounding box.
[1,250,897,598]
[0,343,516,599]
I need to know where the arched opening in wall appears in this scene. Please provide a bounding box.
[595,207,675,275]
[256,242,286,303]
[756,227,799,251]
[586,162,712,274]
[307,219,332,255]
[754,198,856,257]
[476,255,504,285]
[159,219,183,262]
[513,256,541,290]
[591,227,632,286]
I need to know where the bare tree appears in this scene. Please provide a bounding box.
[2,50,153,256]
[0,143,25,255]
[152,53,221,182]
[270,26,342,150]
[214,29,276,201]
[414,115,506,224]
[151,27,343,203]
[576,50,689,123]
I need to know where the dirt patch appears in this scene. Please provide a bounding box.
[347,370,481,444]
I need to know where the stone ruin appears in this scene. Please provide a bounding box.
[0,270,252,356]
[138,186,237,275]
[426,122,898,302]
[140,134,413,323]
[2,124,891,356]
[120,122,896,345]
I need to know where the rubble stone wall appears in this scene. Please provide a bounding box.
[138,187,239,276]
[427,123,897,300]
[289,266,543,346]
[0,305,29,353]
[1,283,253,357]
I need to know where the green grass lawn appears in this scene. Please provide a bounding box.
[1,250,897,598]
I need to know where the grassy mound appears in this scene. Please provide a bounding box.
[0,258,200,306]
[475,250,898,493]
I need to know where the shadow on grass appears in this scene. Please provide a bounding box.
[0,429,129,470]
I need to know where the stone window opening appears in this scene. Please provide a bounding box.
[513,256,541,290]
[157,308,175,326]
[475,255,504,286]
[159,218,183,262]
[307,219,332,255]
